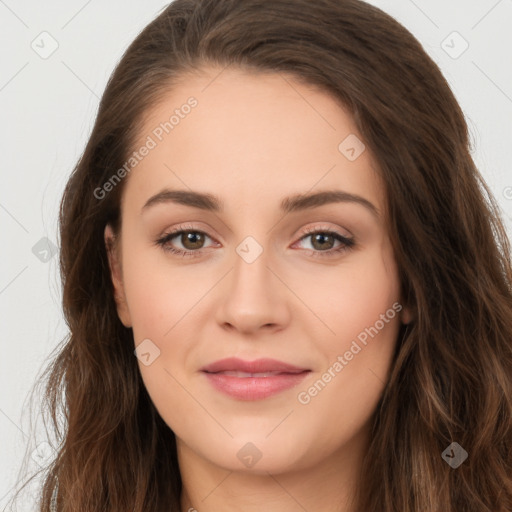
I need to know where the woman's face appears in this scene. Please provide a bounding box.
[106,66,411,475]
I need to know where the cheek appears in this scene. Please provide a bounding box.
[121,248,199,426]
[293,241,401,347]
[295,247,402,438]
[293,243,401,410]
[120,246,210,403]
[121,247,202,340]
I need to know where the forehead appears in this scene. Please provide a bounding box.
[122,66,385,219]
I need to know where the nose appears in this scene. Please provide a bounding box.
[214,244,292,335]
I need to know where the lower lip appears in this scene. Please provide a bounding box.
[203,371,310,400]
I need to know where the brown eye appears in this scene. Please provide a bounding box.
[180,231,206,250]
[309,232,336,251]
[294,228,355,259]
[155,228,216,256]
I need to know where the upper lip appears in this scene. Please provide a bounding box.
[201,357,309,374]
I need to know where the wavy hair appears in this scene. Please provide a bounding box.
[9,0,512,510]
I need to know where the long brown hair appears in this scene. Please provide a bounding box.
[10,0,512,510]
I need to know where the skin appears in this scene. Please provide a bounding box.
[105,66,412,512]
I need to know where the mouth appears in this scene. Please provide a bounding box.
[206,370,303,377]
[200,358,311,400]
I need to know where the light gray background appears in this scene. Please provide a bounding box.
[1,0,511,509]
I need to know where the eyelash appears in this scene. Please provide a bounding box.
[154,223,355,259]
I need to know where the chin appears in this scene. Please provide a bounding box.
[190,434,316,475]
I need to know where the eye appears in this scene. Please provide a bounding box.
[154,224,355,259]
[154,224,217,257]
[293,226,355,258]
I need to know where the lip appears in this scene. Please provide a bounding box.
[201,357,311,400]
[201,357,308,374]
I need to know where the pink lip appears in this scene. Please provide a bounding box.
[201,357,311,400]
[201,357,308,374]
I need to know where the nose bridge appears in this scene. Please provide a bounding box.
[214,232,291,333]
[230,234,275,305]
[234,237,270,289]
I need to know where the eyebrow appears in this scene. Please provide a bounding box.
[141,188,380,218]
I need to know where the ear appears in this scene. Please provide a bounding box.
[400,304,413,325]
[104,223,132,328]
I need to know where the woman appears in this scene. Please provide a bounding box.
[15,0,512,510]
